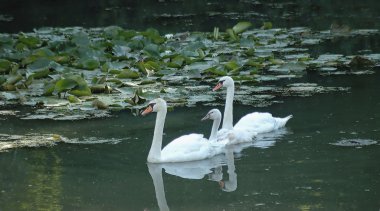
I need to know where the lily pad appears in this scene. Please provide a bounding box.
[0,59,12,73]
[117,69,140,79]
[232,22,252,34]
[330,139,378,147]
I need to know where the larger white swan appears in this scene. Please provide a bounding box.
[141,98,224,163]
[213,76,293,135]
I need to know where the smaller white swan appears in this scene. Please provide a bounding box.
[141,98,224,163]
[201,108,222,141]
[213,76,293,135]
[201,108,256,144]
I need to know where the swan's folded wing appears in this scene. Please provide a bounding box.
[161,133,221,162]
[234,112,277,133]
[162,134,204,151]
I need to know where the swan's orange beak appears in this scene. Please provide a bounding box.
[213,82,223,91]
[141,105,153,116]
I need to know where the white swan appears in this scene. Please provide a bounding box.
[201,108,256,144]
[213,76,293,135]
[201,108,223,141]
[141,98,224,163]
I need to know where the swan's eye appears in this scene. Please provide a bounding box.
[149,103,156,108]
[219,80,225,84]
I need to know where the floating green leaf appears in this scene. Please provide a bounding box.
[232,22,252,34]
[112,45,131,58]
[27,58,51,72]
[143,44,161,58]
[224,60,240,71]
[168,55,185,68]
[79,58,100,70]
[33,47,55,58]
[54,78,78,94]
[71,32,90,46]
[0,59,11,73]
[92,99,108,109]
[18,34,42,48]
[68,95,81,103]
[203,66,227,76]
[117,69,140,79]
[125,88,146,105]
[226,28,238,41]
[141,28,165,44]
[69,86,92,97]
[0,76,6,86]
[43,82,56,96]
[261,22,273,30]
[28,69,51,79]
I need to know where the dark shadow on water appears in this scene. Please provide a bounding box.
[1,0,380,33]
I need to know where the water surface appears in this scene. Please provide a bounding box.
[1,71,379,210]
[1,0,380,33]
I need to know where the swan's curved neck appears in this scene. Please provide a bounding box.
[209,117,221,141]
[223,84,234,130]
[148,109,167,162]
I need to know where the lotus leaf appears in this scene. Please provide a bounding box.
[28,69,51,79]
[78,58,100,70]
[43,82,56,96]
[0,77,5,85]
[226,28,238,41]
[92,99,108,109]
[141,28,165,44]
[33,47,55,58]
[261,22,273,30]
[53,54,71,64]
[54,78,78,94]
[69,86,92,97]
[143,44,161,58]
[0,59,11,73]
[68,95,81,103]
[117,69,140,79]
[71,32,90,46]
[224,60,240,71]
[203,66,227,76]
[27,58,51,72]
[168,55,185,68]
[18,34,41,48]
[112,45,131,57]
[232,22,252,34]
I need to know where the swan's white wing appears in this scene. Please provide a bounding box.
[234,112,278,134]
[215,128,256,145]
[161,134,222,162]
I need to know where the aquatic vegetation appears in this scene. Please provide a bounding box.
[330,139,378,147]
[0,133,125,152]
[0,22,379,119]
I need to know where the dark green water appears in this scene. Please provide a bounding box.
[0,71,379,210]
[1,0,380,33]
[1,0,380,210]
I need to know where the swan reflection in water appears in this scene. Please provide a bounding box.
[147,128,290,210]
[147,149,233,211]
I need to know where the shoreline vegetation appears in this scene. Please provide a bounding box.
[1,22,379,120]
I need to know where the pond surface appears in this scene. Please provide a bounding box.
[1,0,380,210]
[1,0,380,33]
[0,70,379,210]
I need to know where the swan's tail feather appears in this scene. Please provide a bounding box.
[276,114,293,128]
